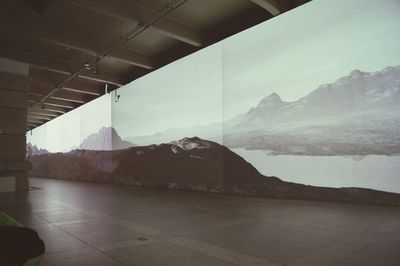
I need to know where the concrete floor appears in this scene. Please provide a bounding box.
[1,178,400,266]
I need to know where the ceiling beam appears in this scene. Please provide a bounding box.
[29,105,67,114]
[0,42,125,86]
[30,68,105,97]
[30,86,90,104]
[27,120,42,125]
[27,122,42,128]
[28,109,59,117]
[28,114,52,121]
[29,85,84,109]
[250,0,281,16]
[29,96,76,109]
[0,11,154,69]
[63,0,202,47]
[62,86,102,96]
[66,82,118,96]
[50,92,88,104]
[28,118,46,124]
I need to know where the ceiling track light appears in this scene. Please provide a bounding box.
[115,88,120,103]
[93,58,99,74]
[38,0,189,105]
[105,83,109,94]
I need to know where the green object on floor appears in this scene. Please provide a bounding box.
[0,212,44,266]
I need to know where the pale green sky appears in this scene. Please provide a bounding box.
[29,0,400,149]
[222,0,400,118]
[114,0,400,137]
[27,95,111,152]
[112,43,223,138]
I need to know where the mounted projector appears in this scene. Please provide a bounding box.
[105,83,110,94]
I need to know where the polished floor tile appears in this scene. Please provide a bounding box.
[106,241,201,266]
[0,177,399,266]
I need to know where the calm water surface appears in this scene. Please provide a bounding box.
[232,148,400,194]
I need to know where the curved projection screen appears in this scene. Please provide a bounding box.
[28,0,400,204]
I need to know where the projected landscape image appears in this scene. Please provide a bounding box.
[224,66,400,192]
[225,66,400,156]
[27,0,400,205]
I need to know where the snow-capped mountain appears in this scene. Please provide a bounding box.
[80,127,135,151]
[31,136,400,205]
[224,65,400,155]
[170,137,212,150]
[235,66,400,129]
[27,143,49,155]
[123,65,400,155]
[127,123,223,146]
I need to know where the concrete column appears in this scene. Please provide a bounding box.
[0,58,29,192]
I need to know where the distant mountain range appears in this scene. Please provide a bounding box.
[28,66,400,156]
[27,143,49,155]
[80,127,135,151]
[234,66,400,128]
[126,65,400,155]
[31,137,400,205]
[224,65,400,155]
[126,123,223,146]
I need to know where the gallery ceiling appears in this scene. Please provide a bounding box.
[0,0,310,131]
